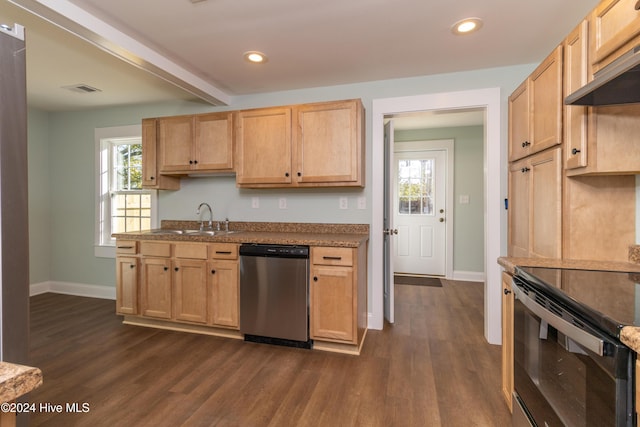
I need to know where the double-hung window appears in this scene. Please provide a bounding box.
[95,125,157,257]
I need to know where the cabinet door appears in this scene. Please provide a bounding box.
[207,260,239,329]
[158,115,194,172]
[564,20,589,170]
[310,265,355,343]
[591,0,640,67]
[529,147,562,259]
[508,81,530,161]
[173,259,208,324]
[141,258,172,319]
[508,159,530,257]
[142,118,180,190]
[235,107,292,185]
[195,112,234,171]
[295,100,363,186]
[116,256,138,315]
[529,45,563,154]
[501,272,513,412]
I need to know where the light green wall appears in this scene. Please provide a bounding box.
[28,63,535,287]
[394,126,484,273]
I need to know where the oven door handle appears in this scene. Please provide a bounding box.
[513,284,604,356]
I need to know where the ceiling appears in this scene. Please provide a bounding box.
[1,0,598,129]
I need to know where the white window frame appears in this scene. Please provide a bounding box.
[94,125,157,258]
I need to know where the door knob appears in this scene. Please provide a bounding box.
[383,228,398,235]
[439,218,445,222]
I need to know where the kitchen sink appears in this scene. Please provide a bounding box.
[144,229,238,236]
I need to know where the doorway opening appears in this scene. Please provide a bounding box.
[371,88,503,345]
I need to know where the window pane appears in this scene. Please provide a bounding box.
[111,191,152,234]
[397,158,435,216]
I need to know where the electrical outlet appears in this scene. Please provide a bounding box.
[251,197,260,208]
[357,196,366,210]
[339,197,348,209]
[279,198,287,209]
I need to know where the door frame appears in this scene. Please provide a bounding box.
[392,140,454,279]
[371,88,503,345]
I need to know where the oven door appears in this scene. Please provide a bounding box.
[512,280,633,427]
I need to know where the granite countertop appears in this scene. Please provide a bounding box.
[498,254,640,353]
[0,362,42,403]
[113,221,370,248]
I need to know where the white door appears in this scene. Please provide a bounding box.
[383,121,395,324]
[393,149,447,276]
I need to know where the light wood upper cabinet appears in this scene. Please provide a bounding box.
[142,118,180,190]
[235,107,293,185]
[295,100,364,185]
[590,0,640,71]
[158,112,233,174]
[508,147,562,258]
[508,46,563,161]
[529,46,564,154]
[508,81,530,162]
[564,20,589,170]
[236,99,365,188]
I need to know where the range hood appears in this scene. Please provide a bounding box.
[565,45,640,106]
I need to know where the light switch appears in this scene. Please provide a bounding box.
[357,196,366,210]
[251,197,260,209]
[279,198,287,209]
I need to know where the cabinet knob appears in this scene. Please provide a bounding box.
[571,148,581,155]
[504,288,512,295]
[211,269,216,274]
[285,172,290,177]
[164,267,168,271]
[174,267,179,272]
[297,172,302,177]
[521,141,530,148]
[194,160,198,164]
[521,167,530,173]
[130,264,135,269]
[150,176,155,180]
[189,160,193,164]
[313,276,318,282]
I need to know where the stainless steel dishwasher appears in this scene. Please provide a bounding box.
[239,244,311,348]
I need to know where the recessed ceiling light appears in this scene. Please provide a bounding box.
[244,51,268,64]
[451,17,483,35]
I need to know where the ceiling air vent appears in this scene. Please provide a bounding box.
[62,84,102,94]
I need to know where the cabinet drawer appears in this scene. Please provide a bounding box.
[209,243,238,260]
[312,247,353,266]
[116,240,137,255]
[140,241,171,257]
[174,243,208,259]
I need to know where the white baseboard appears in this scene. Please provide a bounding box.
[30,281,116,300]
[451,270,485,282]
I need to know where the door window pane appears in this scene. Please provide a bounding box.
[397,159,434,215]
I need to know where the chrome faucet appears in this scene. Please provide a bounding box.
[196,203,213,231]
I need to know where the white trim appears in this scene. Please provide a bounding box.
[8,0,230,105]
[371,88,502,345]
[94,245,116,259]
[452,270,485,283]
[30,281,116,300]
[393,139,454,279]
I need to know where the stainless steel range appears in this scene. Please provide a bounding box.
[512,267,636,427]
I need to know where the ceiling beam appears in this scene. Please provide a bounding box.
[8,0,231,106]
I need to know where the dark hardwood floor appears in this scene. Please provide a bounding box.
[28,280,510,426]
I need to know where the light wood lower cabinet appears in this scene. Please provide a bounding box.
[115,256,138,315]
[310,245,367,349]
[501,272,514,412]
[173,259,208,324]
[207,259,239,328]
[141,257,173,319]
